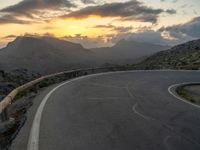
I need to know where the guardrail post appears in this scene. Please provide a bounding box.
[1,107,9,122]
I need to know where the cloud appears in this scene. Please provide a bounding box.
[111,16,200,46]
[63,0,176,23]
[159,16,200,42]
[106,16,200,46]
[112,16,200,46]
[0,14,32,24]
[81,0,96,4]
[0,42,6,48]
[111,30,173,45]
[165,9,176,14]
[0,0,76,24]
[63,34,113,48]
[0,0,75,17]
[1,35,18,48]
[62,30,175,48]
[160,0,178,3]
[94,24,133,33]
[0,0,176,25]
[2,35,17,40]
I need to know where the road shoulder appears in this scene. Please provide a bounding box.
[11,83,62,150]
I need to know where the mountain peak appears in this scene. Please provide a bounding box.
[40,36,85,50]
[0,36,94,74]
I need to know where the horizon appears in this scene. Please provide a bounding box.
[1,34,176,49]
[0,0,200,48]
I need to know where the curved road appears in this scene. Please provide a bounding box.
[19,71,200,150]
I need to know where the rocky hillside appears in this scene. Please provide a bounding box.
[0,69,40,101]
[136,39,200,70]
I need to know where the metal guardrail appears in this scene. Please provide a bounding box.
[0,67,131,122]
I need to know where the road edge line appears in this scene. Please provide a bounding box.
[168,82,200,109]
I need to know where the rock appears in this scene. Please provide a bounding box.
[0,118,15,134]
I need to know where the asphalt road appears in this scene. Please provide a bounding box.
[15,71,200,150]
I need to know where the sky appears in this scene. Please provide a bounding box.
[0,0,200,48]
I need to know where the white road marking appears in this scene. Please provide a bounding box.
[27,81,71,150]
[168,82,200,109]
[125,83,135,98]
[132,103,154,120]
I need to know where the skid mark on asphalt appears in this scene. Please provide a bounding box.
[125,83,135,98]
[132,103,200,149]
[125,83,154,121]
[132,103,154,121]
[132,104,200,148]
[126,83,200,149]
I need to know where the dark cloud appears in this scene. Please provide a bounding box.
[111,30,172,45]
[63,0,176,23]
[0,14,32,24]
[119,16,200,45]
[166,9,176,14]
[2,35,17,39]
[81,0,96,4]
[94,24,133,33]
[0,0,176,25]
[111,16,200,46]
[112,17,200,46]
[159,16,200,40]
[0,0,75,17]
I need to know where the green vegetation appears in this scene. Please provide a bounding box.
[135,39,200,70]
[176,86,196,103]
[0,69,40,101]
[14,72,80,100]
[176,84,200,105]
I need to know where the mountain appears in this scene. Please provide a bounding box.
[136,39,200,70]
[92,40,170,65]
[0,36,96,74]
[0,36,171,74]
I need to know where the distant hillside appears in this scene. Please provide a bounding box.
[0,36,96,74]
[136,39,200,70]
[0,37,170,74]
[92,40,170,64]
